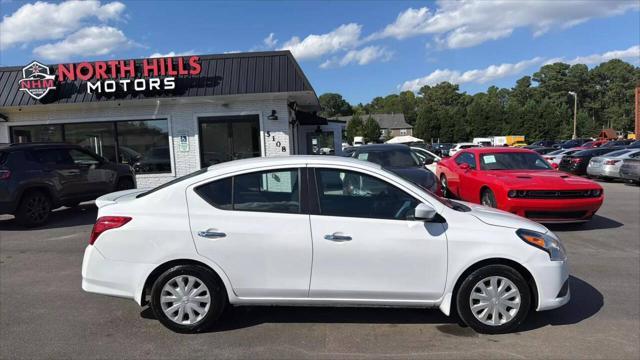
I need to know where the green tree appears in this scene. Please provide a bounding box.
[362,116,382,143]
[345,113,364,143]
[318,93,353,118]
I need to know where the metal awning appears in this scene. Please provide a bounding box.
[295,110,328,125]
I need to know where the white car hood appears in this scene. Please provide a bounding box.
[462,201,549,233]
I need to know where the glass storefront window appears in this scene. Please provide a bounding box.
[9,119,171,174]
[117,120,171,174]
[64,122,117,162]
[10,124,62,143]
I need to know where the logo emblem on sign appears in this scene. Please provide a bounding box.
[19,61,56,100]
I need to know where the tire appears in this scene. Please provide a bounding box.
[456,265,531,334]
[150,265,227,333]
[15,190,52,227]
[116,177,135,191]
[481,188,497,208]
[440,175,450,198]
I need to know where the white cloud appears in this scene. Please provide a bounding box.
[150,50,196,58]
[263,33,278,49]
[371,1,639,48]
[565,45,640,65]
[320,46,392,68]
[280,23,362,60]
[0,0,125,49]
[400,57,543,91]
[33,26,133,61]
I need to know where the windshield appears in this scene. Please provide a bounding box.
[547,149,566,155]
[357,149,420,168]
[480,152,551,170]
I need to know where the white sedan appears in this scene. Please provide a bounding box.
[82,156,570,334]
[410,147,441,173]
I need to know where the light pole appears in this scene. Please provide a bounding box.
[568,91,577,139]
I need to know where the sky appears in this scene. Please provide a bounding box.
[1,0,639,104]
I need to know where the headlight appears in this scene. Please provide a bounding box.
[516,229,567,261]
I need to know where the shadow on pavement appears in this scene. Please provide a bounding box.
[521,276,603,331]
[0,203,97,231]
[547,215,623,232]
[140,276,601,335]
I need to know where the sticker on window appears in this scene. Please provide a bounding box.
[261,171,293,193]
[483,155,496,164]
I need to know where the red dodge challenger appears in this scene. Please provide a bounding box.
[436,147,603,223]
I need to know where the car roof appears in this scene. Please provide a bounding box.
[205,155,384,174]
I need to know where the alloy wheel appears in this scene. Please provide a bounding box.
[25,194,50,223]
[469,276,521,326]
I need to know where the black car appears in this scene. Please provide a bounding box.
[559,138,591,149]
[0,143,136,226]
[600,139,635,147]
[629,141,640,149]
[530,140,558,148]
[351,144,438,193]
[559,147,624,175]
[531,147,558,155]
[431,143,454,157]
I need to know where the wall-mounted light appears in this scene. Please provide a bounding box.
[267,110,278,120]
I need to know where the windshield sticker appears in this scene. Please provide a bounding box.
[484,155,496,163]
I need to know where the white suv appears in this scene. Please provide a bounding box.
[82,156,569,334]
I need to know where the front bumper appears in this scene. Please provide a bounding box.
[528,258,571,311]
[81,245,155,305]
[0,200,15,214]
[502,197,603,223]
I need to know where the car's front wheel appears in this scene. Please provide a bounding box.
[150,265,227,333]
[481,188,497,208]
[440,175,450,198]
[456,265,531,334]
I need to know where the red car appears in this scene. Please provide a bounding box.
[436,147,604,223]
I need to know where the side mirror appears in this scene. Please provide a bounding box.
[423,157,434,165]
[459,162,470,170]
[414,203,437,221]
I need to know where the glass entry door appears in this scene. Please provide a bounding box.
[198,115,261,167]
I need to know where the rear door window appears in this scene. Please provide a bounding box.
[195,168,301,214]
[33,148,73,165]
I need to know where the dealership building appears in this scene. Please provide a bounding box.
[0,51,341,187]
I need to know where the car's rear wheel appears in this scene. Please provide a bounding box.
[456,265,531,334]
[481,188,497,208]
[116,177,135,191]
[15,190,52,227]
[150,265,226,333]
[440,175,450,198]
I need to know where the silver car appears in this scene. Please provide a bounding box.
[620,158,640,183]
[587,149,640,180]
[543,148,582,168]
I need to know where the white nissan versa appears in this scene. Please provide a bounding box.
[82,156,570,334]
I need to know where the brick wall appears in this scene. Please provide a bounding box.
[0,94,292,188]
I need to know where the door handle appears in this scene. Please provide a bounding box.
[197,229,226,239]
[324,233,352,242]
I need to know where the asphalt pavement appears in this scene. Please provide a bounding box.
[1,182,639,359]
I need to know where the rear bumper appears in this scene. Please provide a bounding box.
[502,197,603,223]
[587,165,621,178]
[0,200,16,214]
[81,245,155,305]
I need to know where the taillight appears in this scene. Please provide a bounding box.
[0,170,10,180]
[89,216,132,245]
[604,159,620,165]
